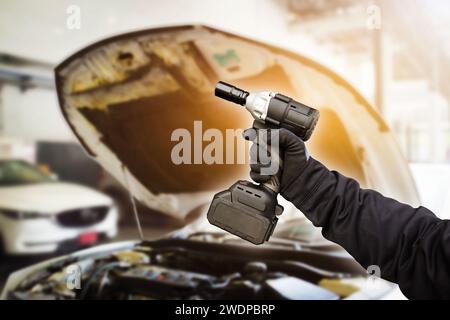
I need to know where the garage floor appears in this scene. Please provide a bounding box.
[0,225,177,292]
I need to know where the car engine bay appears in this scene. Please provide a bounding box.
[5,231,394,300]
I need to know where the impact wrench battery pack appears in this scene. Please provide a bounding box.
[208,181,283,245]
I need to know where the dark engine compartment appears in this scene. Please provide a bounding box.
[6,234,393,300]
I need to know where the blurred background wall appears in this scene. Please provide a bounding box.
[1,0,450,216]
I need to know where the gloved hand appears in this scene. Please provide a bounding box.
[243,128,311,198]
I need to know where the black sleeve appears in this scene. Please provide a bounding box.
[282,158,450,299]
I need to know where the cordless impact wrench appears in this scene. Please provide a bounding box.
[207,81,320,245]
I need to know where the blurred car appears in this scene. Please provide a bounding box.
[0,159,118,255]
[2,25,418,299]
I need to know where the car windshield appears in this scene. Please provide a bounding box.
[0,160,53,186]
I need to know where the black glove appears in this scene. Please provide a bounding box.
[243,128,311,198]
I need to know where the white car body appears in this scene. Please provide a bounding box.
[0,182,118,254]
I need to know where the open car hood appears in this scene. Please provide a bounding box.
[55,25,419,220]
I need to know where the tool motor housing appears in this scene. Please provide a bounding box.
[264,93,319,141]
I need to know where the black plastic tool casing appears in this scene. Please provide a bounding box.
[207,181,283,245]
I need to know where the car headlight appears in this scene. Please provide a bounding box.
[0,209,47,219]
